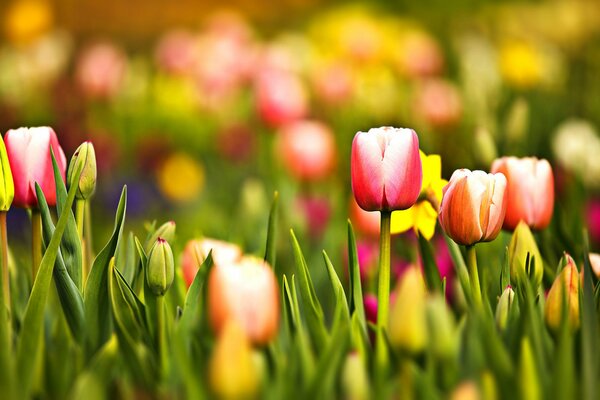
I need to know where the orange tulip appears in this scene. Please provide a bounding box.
[181,238,242,287]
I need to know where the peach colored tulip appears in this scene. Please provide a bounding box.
[255,69,308,127]
[351,127,422,212]
[545,254,579,331]
[181,238,242,287]
[491,156,554,231]
[349,196,380,238]
[5,127,66,208]
[438,169,507,246]
[154,30,198,76]
[277,120,336,181]
[414,79,462,128]
[208,256,279,345]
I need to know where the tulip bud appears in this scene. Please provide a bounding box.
[491,156,554,231]
[5,127,67,208]
[438,169,507,246]
[495,286,516,331]
[508,221,543,288]
[146,238,175,297]
[588,253,600,278]
[389,267,427,353]
[474,127,498,167]
[208,256,279,345]
[181,238,242,287]
[67,141,97,200]
[341,353,370,400]
[505,98,529,144]
[544,254,580,332]
[450,381,480,400]
[209,320,259,399]
[0,136,14,211]
[145,220,176,252]
[351,127,422,212]
[426,295,457,360]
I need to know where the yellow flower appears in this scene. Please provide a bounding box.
[391,151,447,240]
[499,41,542,89]
[156,152,204,203]
[4,0,53,45]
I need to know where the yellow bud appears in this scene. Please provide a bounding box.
[209,320,258,399]
[341,353,370,400]
[67,141,97,200]
[544,255,580,332]
[426,295,457,360]
[0,136,14,211]
[508,221,543,289]
[495,286,515,331]
[389,267,427,353]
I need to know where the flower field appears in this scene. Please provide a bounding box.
[2,1,600,399]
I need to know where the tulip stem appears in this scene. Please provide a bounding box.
[0,212,9,315]
[466,245,482,308]
[375,210,392,381]
[84,201,94,275]
[156,295,168,378]
[75,199,85,239]
[31,210,42,282]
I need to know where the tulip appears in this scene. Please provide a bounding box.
[181,238,242,287]
[75,42,126,100]
[351,126,422,212]
[146,238,175,297]
[491,156,554,231]
[341,353,370,400]
[588,253,600,278]
[495,286,516,331]
[508,221,543,288]
[208,256,279,345]
[5,127,67,209]
[414,79,462,129]
[154,30,198,76]
[145,220,176,252]
[255,69,308,127]
[544,255,580,332]
[0,136,13,313]
[67,141,97,201]
[276,121,336,181]
[395,31,444,79]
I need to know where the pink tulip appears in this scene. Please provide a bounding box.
[414,79,462,128]
[490,157,554,231]
[276,120,336,181]
[311,63,353,105]
[396,32,444,79]
[208,256,279,345]
[5,127,67,208]
[351,127,422,212]
[255,69,308,127]
[181,238,243,287]
[438,169,507,246]
[76,42,126,100]
[154,30,198,76]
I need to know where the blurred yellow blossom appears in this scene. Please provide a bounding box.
[391,151,447,239]
[156,152,204,203]
[499,41,542,89]
[4,0,53,45]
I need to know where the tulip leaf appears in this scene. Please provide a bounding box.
[289,274,316,387]
[444,234,472,305]
[347,220,366,335]
[36,183,85,343]
[177,251,213,335]
[52,150,83,291]
[290,229,328,352]
[581,244,599,400]
[322,250,349,325]
[501,247,510,291]
[15,160,83,396]
[84,185,127,357]
[264,191,278,269]
[120,232,138,286]
[0,226,12,398]
[282,275,297,335]
[418,233,443,293]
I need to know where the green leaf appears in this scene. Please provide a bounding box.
[36,183,85,343]
[322,250,349,324]
[444,234,472,305]
[418,233,443,293]
[500,247,510,291]
[581,243,599,400]
[84,186,127,356]
[289,275,316,387]
[264,191,278,269]
[0,223,13,399]
[347,220,366,335]
[290,229,328,352]
[52,150,83,290]
[177,251,213,335]
[15,159,84,396]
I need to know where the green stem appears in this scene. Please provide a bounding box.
[156,295,167,378]
[84,201,94,277]
[466,245,482,308]
[375,211,391,382]
[31,210,42,282]
[75,199,85,240]
[0,213,9,315]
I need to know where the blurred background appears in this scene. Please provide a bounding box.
[1,0,600,302]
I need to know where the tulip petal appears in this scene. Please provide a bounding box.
[351,132,385,211]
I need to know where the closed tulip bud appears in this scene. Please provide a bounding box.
[491,157,554,230]
[389,267,427,353]
[545,255,580,332]
[276,120,336,181]
[208,256,279,345]
[67,141,97,200]
[181,238,242,287]
[508,221,543,288]
[0,136,14,211]
[209,320,259,399]
[426,295,457,360]
[146,238,175,297]
[145,220,176,252]
[5,127,67,208]
[351,127,422,212]
[438,169,507,246]
[495,286,515,330]
[341,353,370,400]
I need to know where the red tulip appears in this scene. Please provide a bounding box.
[255,69,308,127]
[438,169,507,246]
[208,256,279,345]
[5,127,67,208]
[276,120,336,181]
[491,156,554,231]
[351,127,422,212]
[181,238,242,287]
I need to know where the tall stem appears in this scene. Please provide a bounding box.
[466,245,482,308]
[0,212,9,315]
[31,210,42,282]
[156,295,168,378]
[375,211,391,382]
[76,199,87,282]
[84,201,94,275]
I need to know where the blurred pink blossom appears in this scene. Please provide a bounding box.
[154,30,198,76]
[75,42,126,100]
[255,69,309,127]
[414,79,462,128]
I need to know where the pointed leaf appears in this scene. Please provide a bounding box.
[264,191,278,269]
[418,233,442,293]
[347,221,366,335]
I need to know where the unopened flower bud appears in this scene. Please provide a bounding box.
[341,353,370,400]
[67,141,97,200]
[146,238,174,297]
[145,220,176,252]
[508,221,543,289]
[0,136,14,211]
[495,286,516,331]
[389,267,427,353]
[544,254,580,332]
[426,295,457,360]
